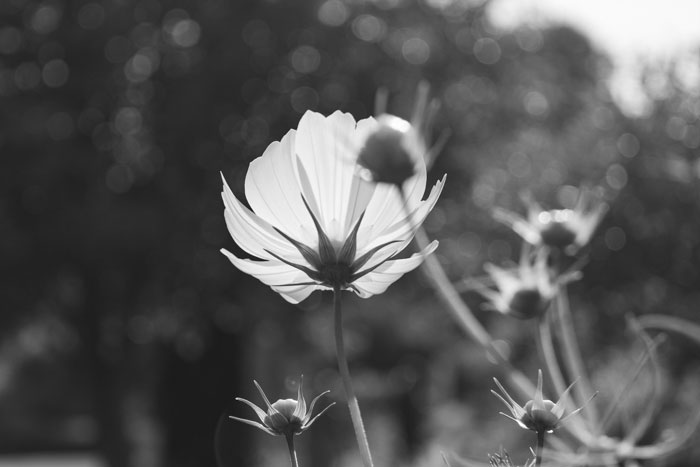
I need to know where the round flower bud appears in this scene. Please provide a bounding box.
[264,399,304,435]
[357,115,417,186]
[520,398,562,433]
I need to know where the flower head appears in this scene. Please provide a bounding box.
[231,378,334,437]
[475,245,580,319]
[221,110,444,303]
[494,186,608,254]
[356,82,448,186]
[492,370,585,434]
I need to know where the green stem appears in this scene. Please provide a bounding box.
[333,289,374,467]
[285,434,299,467]
[554,286,600,431]
[535,429,546,467]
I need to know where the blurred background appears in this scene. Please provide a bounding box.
[1,0,700,466]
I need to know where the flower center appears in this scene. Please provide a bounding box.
[319,261,353,289]
[537,209,577,248]
[508,288,547,320]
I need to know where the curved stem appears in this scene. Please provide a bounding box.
[333,289,374,467]
[537,314,593,444]
[399,188,535,399]
[554,286,600,431]
[535,430,546,467]
[285,434,299,467]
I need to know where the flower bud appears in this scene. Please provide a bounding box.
[492,370,589,434]
[230,378,334,438]
[264,399,304,435]
[357,115,418,186]
[520,398,563,433]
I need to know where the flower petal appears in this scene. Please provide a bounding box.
[493,207,542,245]
[271,283,318,304]
[352,240,438,297]
[244,128,318,246]
[221,249,319,303]
[358,175,445,265]
[293,111,376,242]
[222,174,305,262]
[220,249,309,286]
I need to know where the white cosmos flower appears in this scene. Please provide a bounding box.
[221,110,445,304]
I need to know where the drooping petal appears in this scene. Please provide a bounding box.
[244,128,316,245]
[293,111,376,242]
[221,174,305,262]
[352,240,438,297]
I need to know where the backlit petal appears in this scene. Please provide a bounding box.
[294,111,376,242]
[271,283,318,304]
[352,240,438,297]
[221,249,318,303]
[358,175,445,260]
[245,128,316,245]
[222,175,305,262]
[221,249,309,286]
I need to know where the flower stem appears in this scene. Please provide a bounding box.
[333,288,374,467]
[536,314,593,444]
[535,429,546,467]
[554,286,600,431]
[285,434,299,467]
[398,188,535,399]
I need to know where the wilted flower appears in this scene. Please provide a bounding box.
[356,82,448,186]
[492,370,586,434]
[231,378,334,437]
[494,186,608,254]
[474,245,580,319]
[221,110,444,303]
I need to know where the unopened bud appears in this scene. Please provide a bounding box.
[357,115,417,186]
